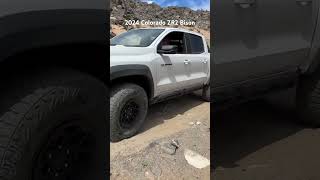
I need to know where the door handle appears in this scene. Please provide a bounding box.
[184,60,190,65]
[296,0,312,6]
[234,0,255,8]
[161,63,172,66]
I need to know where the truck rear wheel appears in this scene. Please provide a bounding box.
[297,72,320,125]
[0,69,107,180]
[202,85,210,102]
[110,83,148,142]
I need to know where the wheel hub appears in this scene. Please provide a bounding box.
[44,146,72,178]
[33,124,94,180]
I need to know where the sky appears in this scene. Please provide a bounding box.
[141,0,210,11]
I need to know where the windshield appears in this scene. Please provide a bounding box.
[110,29,165,47]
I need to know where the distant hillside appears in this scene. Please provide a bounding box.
[110,0,210,41]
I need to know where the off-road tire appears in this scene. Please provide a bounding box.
[297,71,320,125]
[110,83,148,142]
[0,69,107,180]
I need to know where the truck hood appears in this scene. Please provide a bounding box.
[110,45,155,67]
[110,45,155,56]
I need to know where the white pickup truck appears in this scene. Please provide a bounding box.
[110,28,210,141]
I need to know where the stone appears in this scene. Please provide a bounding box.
[160,143,177,155]
[184,149,210,169]
[171,139,180,148]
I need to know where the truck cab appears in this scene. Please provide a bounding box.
[110,28,210,141]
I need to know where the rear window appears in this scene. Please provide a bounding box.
[186,34,205,54]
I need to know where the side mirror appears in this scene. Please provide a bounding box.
[157,45,178,54]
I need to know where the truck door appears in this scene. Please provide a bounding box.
[155,31,190,95]
[212,0,318,88]
[184,33,210,88]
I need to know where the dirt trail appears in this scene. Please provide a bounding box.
[110,94,210,179]
[111,94,209,157]
[213,95,320,180]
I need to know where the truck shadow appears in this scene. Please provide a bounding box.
[140,94,205,133]
[212,100,305,169]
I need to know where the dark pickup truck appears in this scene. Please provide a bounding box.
[0,0,107,179]
[212,0,320,124]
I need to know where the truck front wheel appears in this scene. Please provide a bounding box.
[110,83,148,142]
[0,69,107,180]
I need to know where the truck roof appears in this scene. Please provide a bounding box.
[135,27,204,37]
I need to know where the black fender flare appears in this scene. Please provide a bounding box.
[110,64,155,98]
[0,9,106,62]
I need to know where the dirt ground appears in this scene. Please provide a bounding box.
[110,94,210,180]
[213,89,320,180]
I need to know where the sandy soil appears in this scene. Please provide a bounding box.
[110,94,210,179]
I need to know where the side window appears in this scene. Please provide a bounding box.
[158,32,186,54]
[186,34,205,54]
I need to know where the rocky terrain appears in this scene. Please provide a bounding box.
[110,0,210,40]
